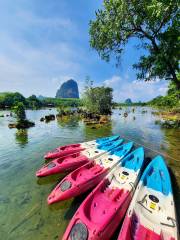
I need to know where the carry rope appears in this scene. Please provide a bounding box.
[119,134,180,163]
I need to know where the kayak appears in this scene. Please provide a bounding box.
[47,142,133,204]
[44,135,119,159]
[62,147,145,240]
[36,139,123,177]
[118,156,178,240]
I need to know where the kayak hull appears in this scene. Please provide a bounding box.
[36,153,89,177]
[44,144,84,159]
[119,214,174,240]
[47,161,108,204]
[62,179,132,240]
[118,156,178,240]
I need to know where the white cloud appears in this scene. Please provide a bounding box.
[17,10,73,29]
[103,75,169,102]
[0,32,83,97]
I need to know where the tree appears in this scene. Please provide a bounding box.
[83,80,113,114]
[89,0,180,89]
[27,95,42,109]
[0,92,26,108]
[13,102,26,122]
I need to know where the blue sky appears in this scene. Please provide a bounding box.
[0,0,168,102]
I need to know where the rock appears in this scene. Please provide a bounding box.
[0,114,4,117]
[16,120,35,129]
[56,79,79,98]
[0,195,10,204]
[142,110,147,114]
[8,120,35,129]
[40,117,44,122]
[99,115,109,124]
[124,112,128,117]
[44,114,55,122]
[8,123,17,128]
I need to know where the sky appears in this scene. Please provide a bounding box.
[0,0,169,102]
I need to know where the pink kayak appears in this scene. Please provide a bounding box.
[118,156,178,240]
[44,135,119,159]
[36,139,123,177]
[62,147,145,240]
[47,142,133,204]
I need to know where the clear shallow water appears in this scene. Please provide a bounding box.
[0,107,179,239]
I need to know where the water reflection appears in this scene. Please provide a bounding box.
[56,115,80,128]
[15,129,28,146]
[83,120,113,140]
[36,173,66,186]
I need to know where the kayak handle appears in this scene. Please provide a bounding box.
[160,217,176,228]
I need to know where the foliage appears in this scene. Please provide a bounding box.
[89,0,180,88]
[148,82,180,108]
[116,102,146,107]
[0,92,26,108]
[0,92,82,109]
[26,95,42,109]
[12,102,26,122]
[83,80,113,114]
[41,97,82,108]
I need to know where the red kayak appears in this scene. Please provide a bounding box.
[44,135,119,159]
[47,142,133,204]
[62,147,145,240]
[36,139,123,177]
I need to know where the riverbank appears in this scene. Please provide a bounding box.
[0,107,179,239]
[153,108,180,128]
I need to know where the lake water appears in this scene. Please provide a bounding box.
[0,107,179,239]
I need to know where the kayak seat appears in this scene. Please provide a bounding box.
[121,147,144,172]
[56,152,81,164]
[141,156,172,196]
[71,163,104,181]
[82,193,115,224]
[96,135,119,144]
[146,169,167,195]
[90,165,104,175]
[105,188,124,202]
[70,164,93,181]
[98,139,123,151]
[100,179,111,193]
[111,142,134,162]
[82,187,129,226]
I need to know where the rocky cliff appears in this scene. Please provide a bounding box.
[56,79,79,98]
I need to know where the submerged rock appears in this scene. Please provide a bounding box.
[8,120,35,129]
[0,195,10,204]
